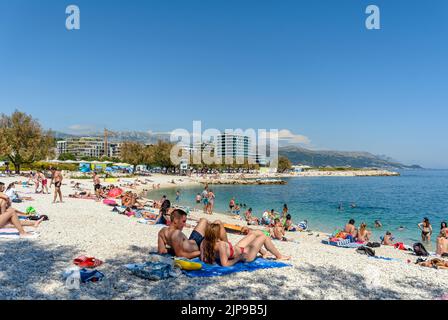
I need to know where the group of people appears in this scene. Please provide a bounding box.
[157,209,290,266]
[194,186,215,215]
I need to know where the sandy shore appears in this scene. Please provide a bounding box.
[0,174,446,300]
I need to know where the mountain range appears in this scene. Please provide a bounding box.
[278,146,422,169]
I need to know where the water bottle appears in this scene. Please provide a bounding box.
[64,267,81,290]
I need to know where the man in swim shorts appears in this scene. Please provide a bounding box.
[50,168,63,203]
[157,209,228,259]
[93,172,102,200]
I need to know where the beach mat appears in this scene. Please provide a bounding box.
[0,228,39,240]
[322,239,363,248]
[184,258,290,278]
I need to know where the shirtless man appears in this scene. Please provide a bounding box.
[344,219,357,237]
[382,231,395,246]
[157,209,228,259]
[50,168,63,203]
[93,172,102,200]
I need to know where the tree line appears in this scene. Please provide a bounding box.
[0,110,292,173]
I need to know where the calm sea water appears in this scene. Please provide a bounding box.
[147,170,448,249]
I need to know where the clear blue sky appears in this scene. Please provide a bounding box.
[0,0,447,168]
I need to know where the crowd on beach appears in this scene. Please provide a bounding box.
[2,169,448,272]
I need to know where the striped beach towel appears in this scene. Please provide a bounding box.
[322,239,363,248]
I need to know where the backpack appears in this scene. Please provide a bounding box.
[366,242,381,248]
[413,242,429,256]
[356,246,376,257]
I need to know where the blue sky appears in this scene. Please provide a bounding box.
[0,0,447,168]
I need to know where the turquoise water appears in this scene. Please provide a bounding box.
[147,170,448,249]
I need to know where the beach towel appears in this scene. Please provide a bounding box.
[322,239,362,248]
[184,258,290,278]
[0,229,39,240]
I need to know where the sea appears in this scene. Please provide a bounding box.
[146,170,448,250]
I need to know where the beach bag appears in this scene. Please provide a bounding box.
[413,242,429,256]
[356,246,375,257]
[366,242,381,248]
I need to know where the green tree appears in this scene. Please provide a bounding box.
[58,152,77,161]
[150,141,175,169]
[120,141,148,172]
[0,110,55,173]
[277,156,292,173]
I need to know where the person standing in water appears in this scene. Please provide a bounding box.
[175,190,181,203]
[418,217,433,242]
[50,167,63,203]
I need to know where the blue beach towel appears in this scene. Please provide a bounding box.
[322,239,363,248]
[184,258,291,278]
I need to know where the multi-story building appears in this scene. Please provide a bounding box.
[56,137,122,159]
[215,133,266,165]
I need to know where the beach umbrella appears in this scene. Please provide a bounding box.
[107,188,123,198]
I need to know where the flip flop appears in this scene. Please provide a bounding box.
[73,256,103,268]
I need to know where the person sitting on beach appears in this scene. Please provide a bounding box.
[271,218,288,241]
[157,209,228,259]
[261,210,271,225]
[284,214,297,232]
[200,222,290,266]
[381,231,395,246]
[245,208,259,225]
[344,219,357,238]
[0,182,41,236]
[418,217,433,242]
[356,223,371,242]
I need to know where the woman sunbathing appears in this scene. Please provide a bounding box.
[418,258,448,270]
[200,223,290,266]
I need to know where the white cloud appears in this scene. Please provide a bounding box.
[259,129,311,146]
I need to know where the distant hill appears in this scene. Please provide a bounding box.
[279,146,422,169]
[53,131,171,144]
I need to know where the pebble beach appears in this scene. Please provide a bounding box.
[1,174,447,300]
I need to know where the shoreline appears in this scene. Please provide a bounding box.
[0,174,447,300]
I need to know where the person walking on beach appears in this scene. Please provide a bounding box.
[207,189,215,215]
[50,168,63,203]
[418,217,433,242]
[157,209,228,258]
[93,172,102,200]
[40,170,49,194]
[201,186,208,213]
[33,171,40,194]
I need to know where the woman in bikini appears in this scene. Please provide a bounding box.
[357,222,371,242]
[418,217,433,242]
[200,223,290,266]
[436,227,448,256]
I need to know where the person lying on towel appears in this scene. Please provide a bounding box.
[157,209,228,259]
[200,223,290,266]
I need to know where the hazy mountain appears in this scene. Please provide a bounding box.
[279,146,422,169]
[53,131,171,144]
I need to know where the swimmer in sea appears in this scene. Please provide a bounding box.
[374,220,382,228]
